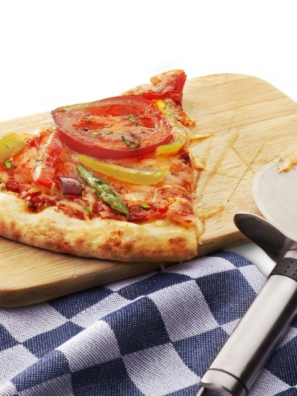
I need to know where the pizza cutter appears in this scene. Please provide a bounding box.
[197,161,297,396]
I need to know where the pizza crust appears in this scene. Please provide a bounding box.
[0,192,203,263]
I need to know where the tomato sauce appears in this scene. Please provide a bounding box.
[0,70,197,227]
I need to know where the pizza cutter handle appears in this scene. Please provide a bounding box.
[197,254,297,396]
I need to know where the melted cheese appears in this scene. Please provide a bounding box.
[278,155,297,172]
[0,102,200,228]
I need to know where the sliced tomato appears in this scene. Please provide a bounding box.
[52,96,173,160]
[33,132,63,188]
[126,70,187,104]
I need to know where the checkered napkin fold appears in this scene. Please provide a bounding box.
[0,252,297,396]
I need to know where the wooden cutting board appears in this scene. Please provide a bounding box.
[1,73,297,307]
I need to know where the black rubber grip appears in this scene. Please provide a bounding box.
[270,257,297,281]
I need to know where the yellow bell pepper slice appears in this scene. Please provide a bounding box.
[155,100,187,155]
[155,99,169,115]
[155,138,186,156]
[77,154,166,185]
[0,133,26,163]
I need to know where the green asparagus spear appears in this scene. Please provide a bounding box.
[77,164,129,216]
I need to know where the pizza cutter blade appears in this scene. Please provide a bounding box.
[197,162,297,396]
[252,160,297,241]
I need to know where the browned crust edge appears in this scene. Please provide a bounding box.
[0,193,203,263]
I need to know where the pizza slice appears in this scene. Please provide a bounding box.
[0,70,205,262]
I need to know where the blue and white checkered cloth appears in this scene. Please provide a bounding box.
[0,252,297,396]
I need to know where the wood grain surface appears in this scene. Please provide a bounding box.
[1,73,297,307]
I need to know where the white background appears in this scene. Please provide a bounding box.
[1,0,296,276]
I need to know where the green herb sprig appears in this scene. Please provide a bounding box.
[122,136,141,149]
